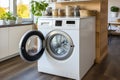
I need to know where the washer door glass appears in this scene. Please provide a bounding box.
[19,30,45,62]
[46,30,74,60]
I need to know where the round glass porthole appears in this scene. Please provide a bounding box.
[46,30,74,60]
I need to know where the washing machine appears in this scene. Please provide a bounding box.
[19,16,95,80]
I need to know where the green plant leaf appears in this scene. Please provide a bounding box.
[111,6,119,12]
[30,0,48,16]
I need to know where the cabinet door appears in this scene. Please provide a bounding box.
[80,17,95,78]
[9,25,32,55]
[0,28,9,59]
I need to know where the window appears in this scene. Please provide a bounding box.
[17,0,31,19]
[0,0,32,22]
[16,0,32,21]
[0,0,9,18]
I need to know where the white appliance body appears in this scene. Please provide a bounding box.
[38,18,80,80]
[37,17,95,80]
[19,16,95,80]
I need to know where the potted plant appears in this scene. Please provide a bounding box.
[30,1,48,23]
[111,6,119,17]
[4,12,16,25]
[16,15,22,24]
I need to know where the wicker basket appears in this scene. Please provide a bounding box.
[79,10,96,17]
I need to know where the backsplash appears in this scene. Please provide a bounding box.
[56,1,100,11]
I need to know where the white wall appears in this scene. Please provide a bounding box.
[108,0,120,22]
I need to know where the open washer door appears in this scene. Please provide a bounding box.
[19,30,45,62]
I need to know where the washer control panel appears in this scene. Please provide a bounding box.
[55,20,76,27]
[38,17,80,30]
[66,21,75,24]
[55,20,62,26]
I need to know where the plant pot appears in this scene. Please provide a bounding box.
[34,16,39,23]
[42,11,46,16]
[111,12,119,17]
[16,17,22,24]
[0,20,6,25]
[6,20,16,25]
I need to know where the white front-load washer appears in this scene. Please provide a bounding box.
[19,16,95,80]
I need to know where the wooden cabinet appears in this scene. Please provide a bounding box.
[78,0,98,1]
[0,25,33,61]
[95,0,108,63]
[57,0,99,2]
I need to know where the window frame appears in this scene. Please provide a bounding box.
[10,0,33,22]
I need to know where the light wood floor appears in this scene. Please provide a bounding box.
[0,37,120,80]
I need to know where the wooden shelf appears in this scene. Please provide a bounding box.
[108,30,120,36]
[54,0,99,3]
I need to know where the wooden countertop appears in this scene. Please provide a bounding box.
[108,21,120,26]
[0,22,34,28]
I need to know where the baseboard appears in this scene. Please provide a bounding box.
[0,53,19,62]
